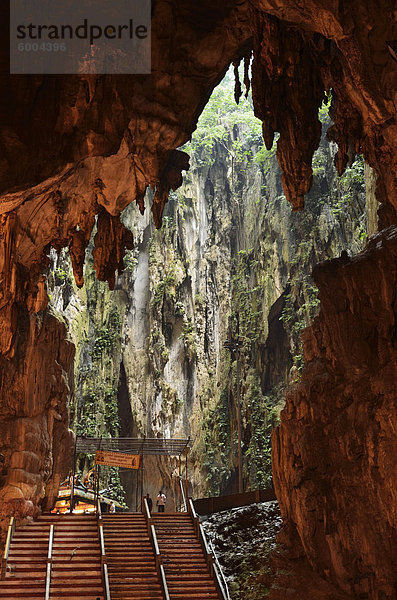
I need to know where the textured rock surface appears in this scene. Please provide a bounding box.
[0,2,251,518]
[201,501,282,599]
[272,226,397,599]
[0,307,74,531]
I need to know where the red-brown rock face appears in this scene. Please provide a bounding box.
[0,306,74,530]
[0,0,396,596]
[272,227,397,599]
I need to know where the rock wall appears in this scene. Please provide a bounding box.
[272,227,397,600]
[0,306,74,531]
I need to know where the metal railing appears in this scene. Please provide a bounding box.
[143,497,170,600]
[188,498,230,600]
[1,516,15,580]
[179,478,187,512]
[188,498,200,535]
[150,524,170,600]
[97,499,111,600]
[143,496,153,535]
[209,539,231,600]
[199,523,212,568]
[44,524,54,600]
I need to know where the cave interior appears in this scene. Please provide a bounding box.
[0,1,396,599]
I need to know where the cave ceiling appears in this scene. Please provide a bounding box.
[0,0,396,358]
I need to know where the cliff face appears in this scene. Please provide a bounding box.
[0,306,74,530]
[51,76,368,510]
[272,227,397,600]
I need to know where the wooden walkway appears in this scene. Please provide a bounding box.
[193,488,277,515]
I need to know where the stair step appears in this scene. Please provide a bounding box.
[0,513,223,600]
[49,596,104,600]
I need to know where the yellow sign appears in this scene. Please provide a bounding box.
[95,450,141,469]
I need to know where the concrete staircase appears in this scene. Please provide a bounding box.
[0,517,47,599]
[0,511,224,600]
[45,514,104,600]
[102,512,163,600]
[0,514,105,600]
[151,513,220,600]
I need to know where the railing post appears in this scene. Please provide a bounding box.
[98,498,111,600]
[149,523,170,600]
[97,498,111,600]
[45,524,54,600]
[179,478,187,512]
[159,564,170,600]
[1,517,15,580]
[143,497,152,536]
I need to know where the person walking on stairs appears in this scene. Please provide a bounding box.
[156,490,166,512]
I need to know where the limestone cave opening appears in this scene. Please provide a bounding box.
[41,65,373,597]
[47,63,368,528]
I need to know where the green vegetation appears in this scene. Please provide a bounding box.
[339,155,365,204]
[151,269,178,309]
[245,372,280,489]
[123,250,138,274]
[202,387,232,494]
[184,72,263,167]
[54,267,70,286]
[236,541,274,599]
[230,249,264,354]
[253,140,278,176]
[160,381,182,417]
[192,74,366,499]
[49,70,367,521]
[149,328,169,369]
[180,317,196,361]
[280,277,320,375]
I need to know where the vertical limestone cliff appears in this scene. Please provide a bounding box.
[50,74,368,508]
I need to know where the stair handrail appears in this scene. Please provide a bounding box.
[1,516,15,580]
[143,496,154,536]
[45,524,54,600]
[199,523,212,560]
[150,524,170,600]
[188,498,229,600]
[208,539,231,600]
[179,477,187,512]
[143,498,170,600]
[199,524,231,600]
[188,498,200,536]
[97,499,111,600]
[189,498,212,567]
